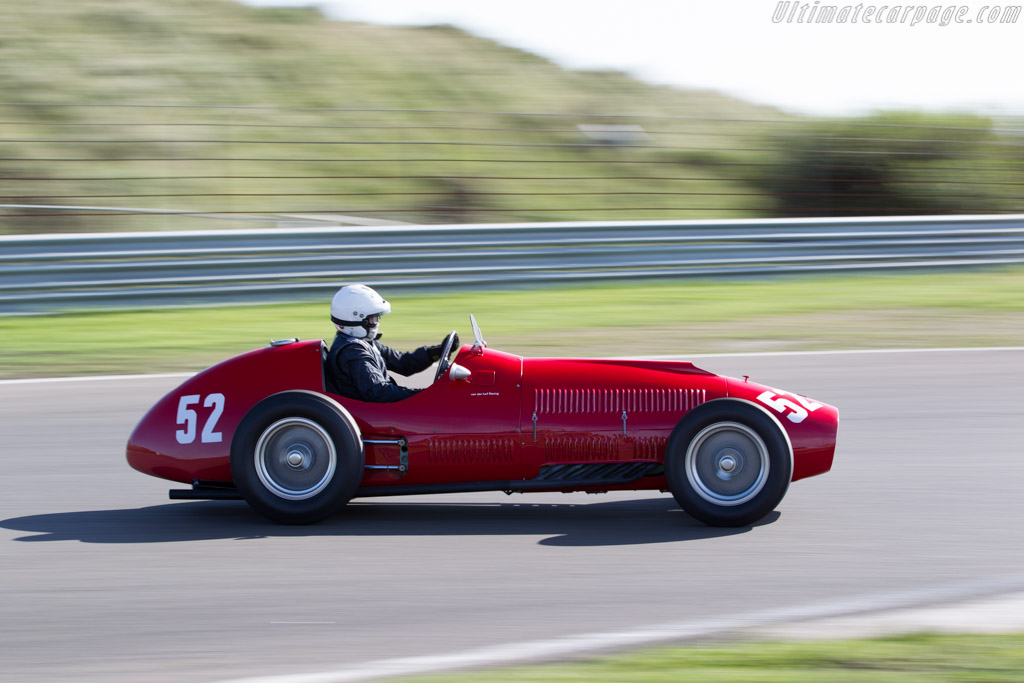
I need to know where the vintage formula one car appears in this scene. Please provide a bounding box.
[127,316,838,527]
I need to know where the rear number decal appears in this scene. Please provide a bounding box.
[175,393,225,444]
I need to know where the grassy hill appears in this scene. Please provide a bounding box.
[1,1,784,114]
[0,0,1020,233]
[0,0,797,232]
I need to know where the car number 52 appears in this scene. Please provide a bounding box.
[175,393,225,444]
[757,390,822,424]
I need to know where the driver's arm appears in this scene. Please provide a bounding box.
[377,342,436,377]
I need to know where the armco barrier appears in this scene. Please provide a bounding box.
[2,214,1023,313]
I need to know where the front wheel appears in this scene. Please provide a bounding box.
[230,391,363,524]
[665,400,791,527]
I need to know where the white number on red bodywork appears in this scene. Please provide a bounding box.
[175,393,225,444]
[756,390,822,424]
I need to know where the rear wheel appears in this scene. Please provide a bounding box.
[231,391,363,524]
[666,400,791,527]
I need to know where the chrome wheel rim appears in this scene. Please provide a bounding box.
[685,421,769,506]
[254,417,337,500]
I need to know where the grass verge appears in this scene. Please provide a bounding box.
[396,633,1024,682]
[2,268,1023,379]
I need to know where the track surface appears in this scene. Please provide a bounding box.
[2,349,1023,682]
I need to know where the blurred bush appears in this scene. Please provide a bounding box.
[752,112,1024,216]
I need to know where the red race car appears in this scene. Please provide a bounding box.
[127,316,838,527]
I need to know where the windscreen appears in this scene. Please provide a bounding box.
[469,314,486,351]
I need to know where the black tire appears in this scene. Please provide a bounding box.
[230,390,363,524]
[665,399,791,527]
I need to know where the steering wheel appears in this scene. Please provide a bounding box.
[433,330,459,382]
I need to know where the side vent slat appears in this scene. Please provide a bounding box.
[535,461,665,485]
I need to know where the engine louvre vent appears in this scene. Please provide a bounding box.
[534,388,705,415]
[427,438,517,466]
[633,436,667,460]
[543,435,618,461]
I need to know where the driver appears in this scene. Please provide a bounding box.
[325,284,457,402]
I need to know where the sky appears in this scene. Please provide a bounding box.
[243,0,1023,116]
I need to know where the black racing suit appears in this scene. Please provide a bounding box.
[325,333,437,403]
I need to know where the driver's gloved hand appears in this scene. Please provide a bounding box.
[428,333,459,361]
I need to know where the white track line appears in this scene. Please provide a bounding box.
[218,575,1024,683]
[0,372,192,386]
[3,347,1023,386]
[647,346,1024,360]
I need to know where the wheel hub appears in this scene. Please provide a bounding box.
[685,421,770,506]
[285,444,312,470]
[717,449,740,478]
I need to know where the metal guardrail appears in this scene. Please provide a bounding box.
[2,214,1023,314]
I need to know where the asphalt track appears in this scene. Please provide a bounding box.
[2,348,1023,682]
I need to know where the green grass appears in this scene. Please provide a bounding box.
[2,268,1022,378]
[397,633,1024,682]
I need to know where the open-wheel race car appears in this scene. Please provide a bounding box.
[127,316,838,527]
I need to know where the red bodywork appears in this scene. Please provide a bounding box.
[127,340,838,494]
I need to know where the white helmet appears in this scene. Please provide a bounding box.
[330,284,391,339]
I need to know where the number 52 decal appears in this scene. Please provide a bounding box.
[756,390,822,424]
[175,393,225,444]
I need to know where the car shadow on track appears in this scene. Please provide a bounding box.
[1,498,780,546]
